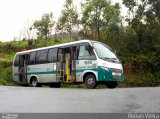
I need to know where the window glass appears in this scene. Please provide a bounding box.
[48,48,57,63]
[29,52,36,65]
[14,55,19,66]
[92,42,117,59]
[78,45,95,60]
[72,46,77,60]
[36,50,48,64]
[19,55,24,67]
[57,48,63,61]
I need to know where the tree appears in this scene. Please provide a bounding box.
[122,0,137,24]
[33,13,54,46]
[81,0,121,41]
[56,0,78,41]
[103,3,121,41]
[81,0,108,41]
[22,20,35,46]
[122,0,160,52]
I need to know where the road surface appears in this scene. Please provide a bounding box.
[0,86,160,113]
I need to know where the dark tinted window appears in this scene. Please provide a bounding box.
[47,48,57,63]
[19,55,24,67]
[36,49,48,64]
[29,52,36,65]
[14,55,19,66]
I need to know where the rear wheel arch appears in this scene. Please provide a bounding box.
[30,75,39,83]
[30,75,42,87]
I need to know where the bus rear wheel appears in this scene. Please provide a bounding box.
[85,75,97,89]
[30,77,41,87]
[105,81,117,89]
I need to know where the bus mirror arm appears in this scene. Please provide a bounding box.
[85,45,93,51]
[114,50,117,54]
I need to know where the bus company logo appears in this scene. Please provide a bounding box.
[84,61,92,65]
[1,113,18,119]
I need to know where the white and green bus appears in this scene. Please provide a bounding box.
[13,40,124,89]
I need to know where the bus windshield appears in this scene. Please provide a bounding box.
[92,42,118,61]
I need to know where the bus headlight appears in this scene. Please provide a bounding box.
[101,66,109,72]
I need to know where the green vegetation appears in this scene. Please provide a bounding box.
[56,0,78,41]
[0,52,17,86]
[0,0,160,88]
[33,13,54,46]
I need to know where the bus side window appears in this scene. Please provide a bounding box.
[14,55,19,67]
[72,46,77,60]
[36,49,48,64]
[29,52,36,65]
[48,48,57,63]
[19,55,24,67]
[78,45,96,60]
[57,48,63,61]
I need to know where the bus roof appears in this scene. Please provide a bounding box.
[16,39,94,55]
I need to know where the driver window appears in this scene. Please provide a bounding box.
[78,45,95,60]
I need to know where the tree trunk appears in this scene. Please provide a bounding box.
[97,27,100,41]
[69,31,71,41]
[45,34,48,46]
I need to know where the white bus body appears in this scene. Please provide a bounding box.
[13,40,124,89]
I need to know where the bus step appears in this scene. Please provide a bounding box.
[57,76,63,78]
[64,81,75,83]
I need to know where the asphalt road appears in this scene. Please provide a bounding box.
[0,86,160,113]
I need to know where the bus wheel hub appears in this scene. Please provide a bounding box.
[88,78,94,85]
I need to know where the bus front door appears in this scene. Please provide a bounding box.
[56,48,64,82]
[56,47,76,83]
[18,54,28,84]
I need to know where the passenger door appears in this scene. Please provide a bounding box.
[18,54,29,84]
[56,48,64,82]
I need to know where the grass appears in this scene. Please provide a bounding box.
[0,40,28,47]
[0,63,17,86]
[0,52,17,86]
[118,73,160,88]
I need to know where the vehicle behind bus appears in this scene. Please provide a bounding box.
[13,40,124,89]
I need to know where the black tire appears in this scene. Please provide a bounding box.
[30,77,41,87]
[85,75,97,89]
[105,81,117,89]
[50,83,61,88]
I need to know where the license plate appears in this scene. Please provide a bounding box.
[112,72,121,76]
[115,72,121,76]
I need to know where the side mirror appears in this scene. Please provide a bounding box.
[85,45,93,51]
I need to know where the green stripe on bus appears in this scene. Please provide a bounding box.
[14,71,56,76]
[14,68,98,76]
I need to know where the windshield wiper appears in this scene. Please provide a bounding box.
[109,58,117,60]
[101,57,115,60]
[101,57,118,62]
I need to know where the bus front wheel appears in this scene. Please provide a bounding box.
[105,81,117,89]
[85,75,97,89]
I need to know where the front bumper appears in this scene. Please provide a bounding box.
[97,66,124,82]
